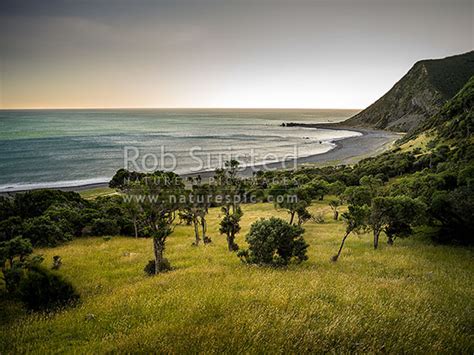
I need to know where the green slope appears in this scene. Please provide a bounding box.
[344,51,474,132]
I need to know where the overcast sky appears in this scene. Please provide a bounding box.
[0,0,472,109]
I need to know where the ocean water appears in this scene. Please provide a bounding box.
[0,109,360,192]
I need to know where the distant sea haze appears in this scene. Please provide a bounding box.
[0,109,360,192]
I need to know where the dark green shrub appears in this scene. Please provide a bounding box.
[13,190,83,219]
[22,216,68,247]
[144,258,171,275]
[0,216,23,242]
[3,264,27,295]
[18,266,80,311]
[430,187,474,245]
[238,217,308,266]
[91,218,120,236]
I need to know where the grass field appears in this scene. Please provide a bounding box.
[79,187,118,200]
[1,201,473,353]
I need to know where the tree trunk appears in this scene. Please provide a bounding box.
[153,237,164,275]
[193,218,200,245]
[201,216,207,239]
[333,210,339,221]
[289,211,295,225]
[133,218,138,238]
[374,230,380,249]
[201,216,210,244]
[333,231,350,261]
[387,234,394,245]
[227,233,235,251]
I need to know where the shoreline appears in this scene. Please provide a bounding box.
[0,124,401,195]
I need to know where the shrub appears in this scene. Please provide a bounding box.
[22,216,68,247]
[18,266,80,311]
[13,190,83,219]
[91,218,120,236]
[0,216,23,242]
[238,217,308,266]
[144,259,171,275]
[430,186,474,245]
[3,264,27,295]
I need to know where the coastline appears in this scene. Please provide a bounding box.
[0,125,401,195]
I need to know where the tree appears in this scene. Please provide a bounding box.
[430,187,474,245]
[13,189,83,219]
[269,184,311,225]
[22,215,67,247]
[370,196,426,249]
[328,199,342,220]
[359,175,383,196]
[0,237,34,293]
[341,186,373,207]
[0,236,33,270]
[332,205,369,262]
[184,184,212,246]
[328,181,346,196]
[219,206,242,251]
[238,217,308,266]
[305,179,330,200]
[45,204,83,238]
[0,216,23,242]
[122,172,184,274]
[296,206,312,226]
[91,218,120,236]
[123,197,142,238]
[217,160,244,251]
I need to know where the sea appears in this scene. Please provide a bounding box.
[0,109,360,192]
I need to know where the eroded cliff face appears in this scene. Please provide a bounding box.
[343,51,474,132]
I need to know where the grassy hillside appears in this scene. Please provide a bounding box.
[1,201,473,353]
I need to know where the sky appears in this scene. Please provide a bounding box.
[0,0,472,109]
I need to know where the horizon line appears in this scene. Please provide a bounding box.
[0,106,363,111]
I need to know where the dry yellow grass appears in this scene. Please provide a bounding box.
[1,201,473,353]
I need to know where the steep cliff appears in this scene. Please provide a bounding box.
[344,51,474,132]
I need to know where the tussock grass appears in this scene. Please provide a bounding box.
[1,201,473,353]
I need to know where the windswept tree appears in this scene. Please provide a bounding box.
[328,180,346,197]
[328,199,342,220]
[217,160,244,251]
[220,206,242,251]
[359,175,383,196]
[332,205,370,262]
[195,184,212,244]
[370,196,426,249]
[183,183,212,245]
[305,179,330,201]
[341,185,373,207]
[0,237,34,293]
[122,172,184,274]
[430,186,474,245]
[269,183,312,225]
[123,198,142,238]
[215,160,245,251]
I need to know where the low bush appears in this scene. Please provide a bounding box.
[91,218,120,236]
[18,266,80,311]
[22,216,68,247]
[238,217,308,266]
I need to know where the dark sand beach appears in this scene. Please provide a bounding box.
[0,125,400,195]
[0,124,400,195]
[33,125,400,194]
